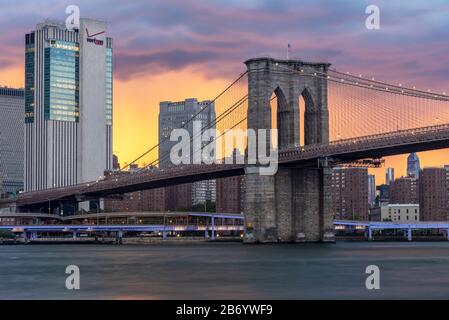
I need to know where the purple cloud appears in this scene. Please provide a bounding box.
[0,0,448,90]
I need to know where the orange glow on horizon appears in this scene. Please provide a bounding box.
[113,68,230,167]
[1,65,24,88]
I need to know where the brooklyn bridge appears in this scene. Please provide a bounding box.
[2,57,449,243]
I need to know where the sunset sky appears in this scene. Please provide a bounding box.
[1,0,449,185]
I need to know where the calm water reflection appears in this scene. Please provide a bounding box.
[1,242,449,299]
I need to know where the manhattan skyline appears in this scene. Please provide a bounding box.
[1,0,449,184]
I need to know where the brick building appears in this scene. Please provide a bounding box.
[103,170,169,212]
[419,167,448,221]
[165,184,193,211]
[104,188,168,212]
[390,177,419,204]
[216,176,244,213]
[331,167,369,220]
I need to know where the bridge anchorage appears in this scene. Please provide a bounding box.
[243,58,334,243]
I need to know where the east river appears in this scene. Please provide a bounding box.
[1,242,449,299]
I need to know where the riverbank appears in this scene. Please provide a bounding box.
[337,235,449,241]
[0,236,243,245]
[3,236,449,245]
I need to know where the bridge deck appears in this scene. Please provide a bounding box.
[3,124,449,208]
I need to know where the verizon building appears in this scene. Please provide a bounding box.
[24,19,113,192]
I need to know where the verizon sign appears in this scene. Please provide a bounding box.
[86,28,104,46]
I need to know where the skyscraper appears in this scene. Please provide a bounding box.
[385,167,394,185]
[24,19,113,192]
[159,98,216,206]
[0,87,24,197]
[407,152,420,178]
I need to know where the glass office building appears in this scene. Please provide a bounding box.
[44,40,79,122]
[25,19,113,193]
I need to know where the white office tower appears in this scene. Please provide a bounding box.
[24,19,113,193]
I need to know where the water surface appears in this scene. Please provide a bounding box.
[1,242,449,299]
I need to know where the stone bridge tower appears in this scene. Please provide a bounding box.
[243,57,335,243]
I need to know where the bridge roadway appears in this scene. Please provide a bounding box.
[3,123,449,208]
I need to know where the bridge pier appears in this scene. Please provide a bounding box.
[243,166,334,243]
[243,167,277,243]
[407,228,412,241]
[293,166,334,242]
[243,58,334,244]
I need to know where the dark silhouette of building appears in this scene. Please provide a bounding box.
[419,167,448,221]
[376,184,390,205]
[390,177,419,204]
[112,154,120,170]
[331,167,369,220]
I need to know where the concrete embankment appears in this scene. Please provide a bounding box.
[0,236,242,245]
